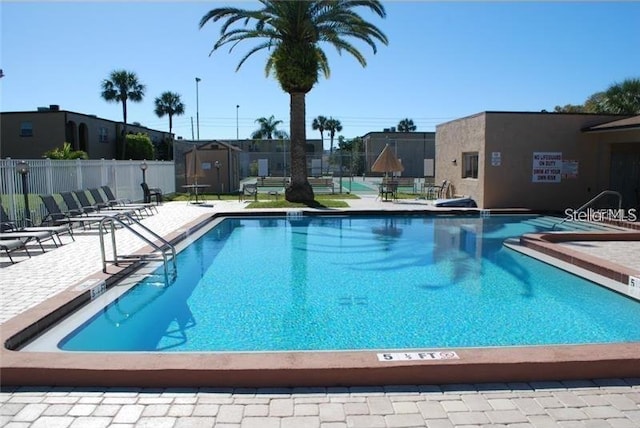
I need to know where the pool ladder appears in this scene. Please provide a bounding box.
[552,190,622,230]
[98,213,177,283]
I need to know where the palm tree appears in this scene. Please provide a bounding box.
[100,70,145,159]
[251,115,288,139]
[200,1,388,202]
[325,117,342,154]
[397,118,416,132]
[154,91,185,139]
[312,115,328,151]
[602,78,640,114]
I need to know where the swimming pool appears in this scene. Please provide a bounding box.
[51,214,640,353]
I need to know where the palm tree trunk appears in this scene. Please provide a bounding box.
[285,91,314,202]
[121,100,128,159]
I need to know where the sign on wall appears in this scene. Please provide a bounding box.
[562,160,579,179]
[532,152,562,183]
[491,152,501,166]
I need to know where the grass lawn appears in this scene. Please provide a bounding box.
[166,192,357,209]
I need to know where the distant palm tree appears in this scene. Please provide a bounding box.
[154,91,185,139]
[251,115,288,139]
[100,70,145,159]
[325,117,342,154]
[397,118,416,132]
[312,115,328,151]
[199,1,388,202]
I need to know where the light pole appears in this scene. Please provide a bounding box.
[139,160,148,202]
[195,77,201,140]
[15,161,30,227]
[236,104,239,140]
[140,160,148,184]
[214,160,221,200]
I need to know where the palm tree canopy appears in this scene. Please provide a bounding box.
[602,78,640,114]
[101,70,145,104]
[251,115,287,139]
[154,91,185,118]
[312,115,328,134]
[397,118,416,132]
[199,0,388,94]
[326,117,342,138]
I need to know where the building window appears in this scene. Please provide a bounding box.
[20,121,33,137]
[98,127,108,143]
[462,152,478,179]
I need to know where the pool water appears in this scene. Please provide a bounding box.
[59,215,640,352]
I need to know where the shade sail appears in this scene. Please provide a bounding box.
[371,144,404,173]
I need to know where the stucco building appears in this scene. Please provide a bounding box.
[436,112,640,210]
[0,105,172,160]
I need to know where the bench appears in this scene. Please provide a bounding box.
[308,178,335,194]
[257,177,289,188]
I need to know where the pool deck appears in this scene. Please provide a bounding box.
[1,196,639,427]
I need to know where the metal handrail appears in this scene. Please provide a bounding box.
[552,190,622,230]
[99,212,176,282]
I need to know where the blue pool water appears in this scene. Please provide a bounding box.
[59,215,640,352]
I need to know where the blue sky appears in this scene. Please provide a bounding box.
[1,1,639,148]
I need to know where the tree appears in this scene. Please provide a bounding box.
[552,78,640,114]
[553,104,585,113]
[397,118,416,132]
[43,142,88,160]
[154,91,185,139]
[325,117,342,154]
[101,70,145,159]
[200,1,388,202]
[312,115,328,151]
[583,92,608,113]
[251,115,288,139]
[602,78,640,114]
[123,133,154,160]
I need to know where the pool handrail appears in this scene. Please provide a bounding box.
[552,190,622,230]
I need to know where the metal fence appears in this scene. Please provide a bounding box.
[0,159,175,226]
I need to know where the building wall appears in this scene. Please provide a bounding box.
[437,112,631,210]
[1,109,172,160]
[0,112,67,159]
[362,132,435,177]
[435,114,486,203]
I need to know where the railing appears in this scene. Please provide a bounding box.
[552,190,622,230]
[99,213,177,284]
[0,159,175,226]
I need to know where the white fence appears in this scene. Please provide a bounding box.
[1,159,175,225]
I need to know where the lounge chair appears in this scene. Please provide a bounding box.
[0,239,31,264]
[70,191,139,220]
[141,183,163,205]
[40,194,124,230]
[0,229,54,252]
[1,204,74,245]
[100,186,158,214]
[89,188,154,216]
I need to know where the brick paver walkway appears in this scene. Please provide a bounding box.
[2,199,639,427]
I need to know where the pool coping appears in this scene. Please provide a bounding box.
[2,209,640,387]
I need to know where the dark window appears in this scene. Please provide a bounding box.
[462,152,479,179]
[20,121,33,137]
[98,127,109,143]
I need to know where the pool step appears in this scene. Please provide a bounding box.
[524,216,626,232]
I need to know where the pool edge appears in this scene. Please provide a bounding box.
[3,209,640,387]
